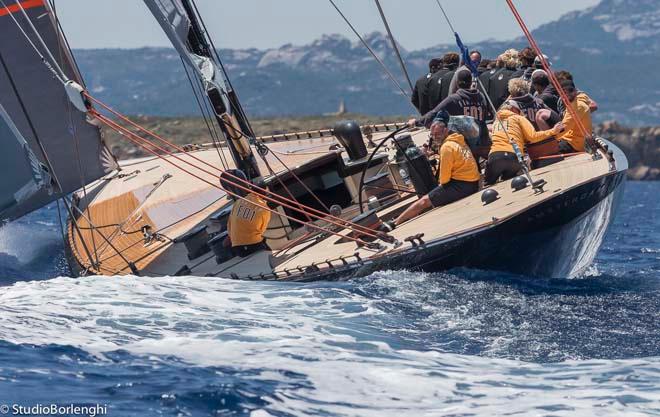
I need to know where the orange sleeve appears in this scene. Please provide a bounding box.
[259,207,271,235]
[439,143,455,185]
[518,115,554,144]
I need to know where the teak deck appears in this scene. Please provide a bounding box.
[67,129,612,278]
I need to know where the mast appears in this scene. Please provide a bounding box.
[143,0,261,179]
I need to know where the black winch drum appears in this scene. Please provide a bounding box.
[334,120,368,161]
[404,147,437,196]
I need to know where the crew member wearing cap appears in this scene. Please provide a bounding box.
[220,169,272,257]
[408,69,490,157]
[507,78,560,130]
[556,79,593,153]
[485,101,565,185]
[390,111,480,227]
[412,58,443,115]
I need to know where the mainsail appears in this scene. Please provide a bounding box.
[142,0,261,179]
[0,0,115,221]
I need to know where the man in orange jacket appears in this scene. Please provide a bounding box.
[220,169,271,258]
[485,101,565,185]
[556,80,593,153]
[387,111,480,228]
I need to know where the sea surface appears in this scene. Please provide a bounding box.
[0,181,658,416]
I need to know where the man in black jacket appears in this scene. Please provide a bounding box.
[427,52,459,110]
[531,70,559,113]
[487,49,518,109]
[411,58,443,115]
[408,69,490,158]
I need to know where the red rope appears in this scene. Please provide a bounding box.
[86,93,388,240]
[93,112,380,247]
[504,0,598,153]
[532,151,585,161]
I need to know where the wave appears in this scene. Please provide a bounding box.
[1,274,659,416]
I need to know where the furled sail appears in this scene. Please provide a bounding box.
[143,0,261,179]
[0,0,115,222]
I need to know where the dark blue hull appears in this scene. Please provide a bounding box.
[287,142,628,281]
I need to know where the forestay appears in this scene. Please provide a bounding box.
[0,0,114,221]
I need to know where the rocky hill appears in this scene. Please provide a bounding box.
[73,0,660,125]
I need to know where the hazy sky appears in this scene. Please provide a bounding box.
[53,0,601,51]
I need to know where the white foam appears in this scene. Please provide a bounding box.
[1,275,659,416]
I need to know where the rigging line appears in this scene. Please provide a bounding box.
[96,114,380,247]
[432,0,538,189]
[95,114,380,245]
[65,196,140,274]
[257,152,313,224]
[87,97,385,240]
[327,0,414,107]
[48,0,100,266]
[261,144,331,212]
[373,0,414,92]
[61,197,98,270]
[14,0,67,79]
[0,0,64,84]
[180,55,230,170]
[504,0,596,154]
[95,195,225,264]
[187,0,255,136]
[87,173,171,257]
[0,49,63,193]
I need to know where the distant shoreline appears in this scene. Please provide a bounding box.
[102,115,659,181]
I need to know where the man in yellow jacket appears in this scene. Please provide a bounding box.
[389,111,481,228]
[220,169,271,257]
[485,101,564,185]
[556,80,592,153]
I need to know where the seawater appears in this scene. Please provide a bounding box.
[0,182,658,416]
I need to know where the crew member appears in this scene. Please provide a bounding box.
[411,57,443,115]
[556,80,593,153]
[408,69,490,157]
[555,71,598,116]
[511,47,536,81]
[485,101,564,185]
[487,49,519,109]
[387,111,480,228]
[507,78,560,130]
[448,50,482,94]
[220,169,272,257]
[428,52,459,109]
[531,70,559,113]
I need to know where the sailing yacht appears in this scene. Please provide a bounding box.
[0,0,627,280]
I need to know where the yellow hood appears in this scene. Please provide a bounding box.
[495,109,517,120]
[444,132,468,147]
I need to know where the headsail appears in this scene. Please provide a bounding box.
[143,0,261,179]
[0,0,115,221]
